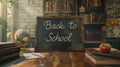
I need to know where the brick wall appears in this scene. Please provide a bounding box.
[14,0,43,37]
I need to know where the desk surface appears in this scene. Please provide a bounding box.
[10,52,120,67]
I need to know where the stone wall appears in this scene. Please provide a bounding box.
[14,0,43,37]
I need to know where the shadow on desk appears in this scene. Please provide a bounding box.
[2,58,25,67]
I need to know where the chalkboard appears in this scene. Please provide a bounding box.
[35,17,84,51]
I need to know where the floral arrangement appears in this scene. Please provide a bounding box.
[107,18,120,38]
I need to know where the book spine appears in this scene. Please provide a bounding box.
[45,1,49,12]
[88,0,100,7]
[52,1,57,13]
[85,30,103,41]
[94,0,99,7]
[64,0,68,12]
[45,1,53,12]
[88,0,92,7]
[0,54,1,66]
[86,0,89,7]
[84,14,90,24]
[0,43,16,48]
[90,13,93,23]
[2,53,20,62]
[0,46,20,63]
[88,12,104,23]
[0,46,20,57]
[49,2,52,12]
[98,0,102,7]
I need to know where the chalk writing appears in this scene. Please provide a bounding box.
[43,20,78,42]
[44,20,65,30]
[46,32,72,42]
[69,22,77,29]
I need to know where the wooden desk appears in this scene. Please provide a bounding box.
[11,52,120,67]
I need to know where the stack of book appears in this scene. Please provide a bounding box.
[85,48,120,65]
[0,42,20,64]
[84,13,104,24]
[85,30,103,41]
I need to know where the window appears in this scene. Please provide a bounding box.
[0,0,14,42]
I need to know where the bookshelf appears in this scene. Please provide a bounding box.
[42,0,107,47]
[82,0,106,44]
[43,0,77,16]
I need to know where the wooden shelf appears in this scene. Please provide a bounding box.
[82,0,106,45]
[84,41,102,43]
[43,0,77,16]
[44,11,73,14]
[84,23,105,25]
[85,7,103,13]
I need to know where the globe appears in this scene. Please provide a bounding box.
[14,29,30,46]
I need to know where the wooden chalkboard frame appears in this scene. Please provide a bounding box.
[35,16,84,52]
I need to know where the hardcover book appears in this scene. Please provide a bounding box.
[85,48,120,65]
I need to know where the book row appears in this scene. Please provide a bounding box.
[85,30,104,41]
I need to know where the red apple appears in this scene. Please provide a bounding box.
[99,43,111,53]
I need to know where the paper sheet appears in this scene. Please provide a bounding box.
[23,53,44,59]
